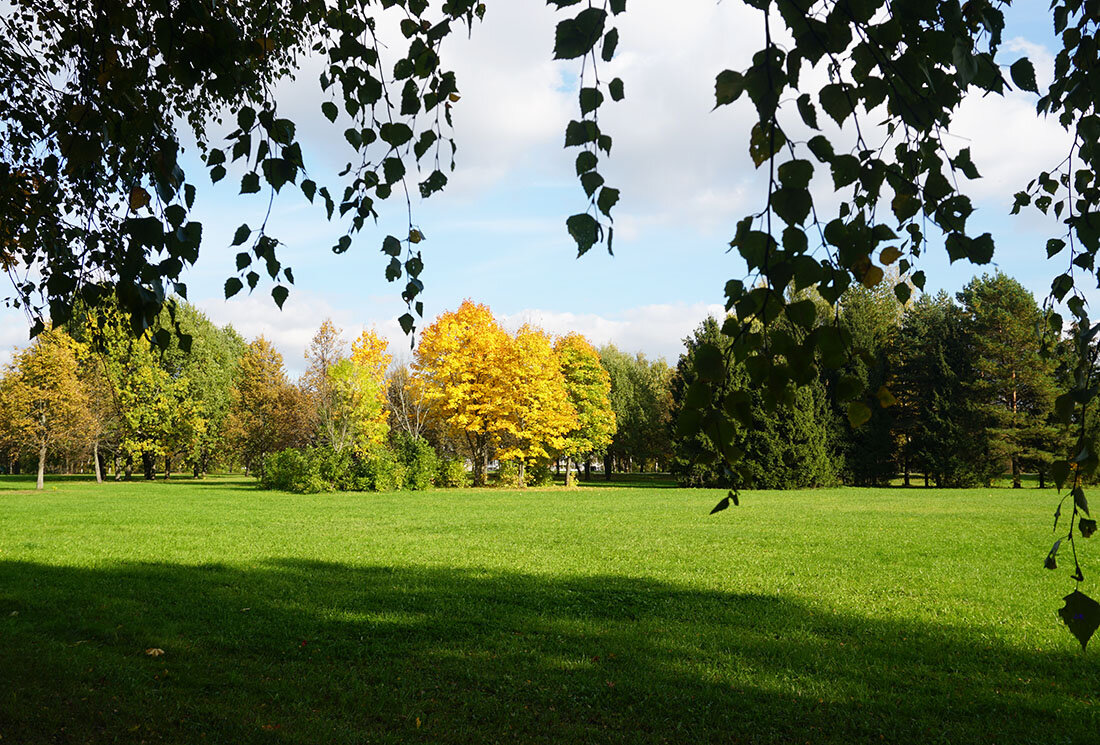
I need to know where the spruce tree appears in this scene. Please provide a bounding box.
[958,273,1059,488]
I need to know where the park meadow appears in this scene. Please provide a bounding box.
[1,473,1098,744]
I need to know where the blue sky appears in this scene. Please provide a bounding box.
[0,2,1074,376]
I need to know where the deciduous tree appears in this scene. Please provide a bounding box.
[555,333,615,485]
[3,329,90,489]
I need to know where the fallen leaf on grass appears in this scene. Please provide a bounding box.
[144,648,165,657]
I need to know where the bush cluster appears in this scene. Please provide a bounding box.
[260,435,460,494]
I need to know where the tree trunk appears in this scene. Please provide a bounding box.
[1038,468,1046,489]
[565,456,575,487]
[164,455,171,480]
[517,460,526,488]
[36,443,46,490]
[193,460,201,478]
[604,453,613,481]
[1011,457,1021,489]
[93,441,103,484]
[923,471,929,488]
[556,459,561,476]
[142,451,155,480]
[124,455,133,481]
[584,458,592,481]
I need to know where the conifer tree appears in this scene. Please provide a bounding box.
[958,273,1059,488]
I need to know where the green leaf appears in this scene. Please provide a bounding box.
[714,70,745,107]
[609,77,624,101]
[1046,538,1062,570]
[567,213,601,256]
[231,224,251,246]
[575,151,598,175]
[321,101,338,122]
[579,87,604,115]
[382,235,402,257]
[553,8,607,60]
[235,252,250,271]
[771,186,811,225]
[1081,518,1097,539]
[785,299,816,329]
[1053,459,1072,489]
[380,122,413,147]
[240,172,260,194]
[597,186,619,217]
[398,313,416,335]
[601,27,619,61]
[847,401,871,428]
[1010,58,1038,93]
[580,171,604,197]
[237,106,256,131]
[224,277,243,299]
[695,343,725,382]
[1059,590,1100,650]
[383,158,406,184]
[807,135,834,163]
[778,159,814,189]
[749,121,786,168]
[796,93,819,129]
[819,83,853,125]
[1074,486,1091,516]
[271,285,288,309]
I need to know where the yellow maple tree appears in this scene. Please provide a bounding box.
[495,324,578,485]
[412,300,512,485]
[345,328,393,453]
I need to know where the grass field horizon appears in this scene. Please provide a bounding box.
[2,475,1097,743]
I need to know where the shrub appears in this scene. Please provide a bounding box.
[496,460,522,488]
[262,448,326,493]
[525,461,554,487]
[358,449,407,492]
[437,457,470,488]
[392,433,440,491]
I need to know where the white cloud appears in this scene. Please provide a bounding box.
[501,301,725,362]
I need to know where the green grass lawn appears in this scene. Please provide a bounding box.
[1,475,1097,744]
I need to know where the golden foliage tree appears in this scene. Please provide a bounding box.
[495,325,577,485]
[346,328,393,453]
[227,337,310,473]
[3,328,90,489]
[555,333,616,485]
[413,300,512,485]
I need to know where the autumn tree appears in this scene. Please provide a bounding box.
[3,329,90,489]
[386,363,432,442]
[303,319,346,449]
[154,302,246,475]
[347,329,393,453]
[227,337,310,474]
[555,333,616,485]
[413,301,511,486]
[494,325,577,486]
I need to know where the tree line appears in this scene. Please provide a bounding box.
[0,300,674,490]
[670,271,1069,490]
[1,272,1063,492]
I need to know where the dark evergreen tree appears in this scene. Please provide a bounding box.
[670,317,838,489]
[895,293,992,488]
[958,273,1060,488]
[833,282,903,486]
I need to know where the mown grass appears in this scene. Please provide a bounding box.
[0,475,1097,744]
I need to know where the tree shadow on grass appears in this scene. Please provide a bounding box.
[1,559,1096,745]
